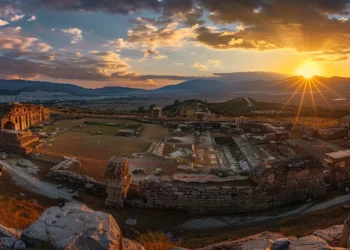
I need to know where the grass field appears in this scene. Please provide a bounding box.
[37,118,171,181]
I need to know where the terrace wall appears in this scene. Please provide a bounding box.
[135,157,327,214]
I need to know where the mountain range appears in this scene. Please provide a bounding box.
[0,73,349,99]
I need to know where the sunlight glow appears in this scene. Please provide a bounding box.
[296,62,323,79]
[276,76,343,121]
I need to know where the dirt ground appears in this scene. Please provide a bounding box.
[36,118,171,181]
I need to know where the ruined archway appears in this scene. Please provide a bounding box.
[3,121,15,130]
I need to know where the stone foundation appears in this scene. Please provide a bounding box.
[0,130,38,155]
[136,156,327,214]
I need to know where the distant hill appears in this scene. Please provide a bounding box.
[0,79,85,93]
[0,73,349,99]
[0,79,144,96]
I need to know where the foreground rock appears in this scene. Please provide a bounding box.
[313,225,343,246]
[196,232,284,250]
[289,235,332,250]
[195,231,346,250]
[21,202,143,250]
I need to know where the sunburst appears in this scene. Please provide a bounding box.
[279,76,342,121]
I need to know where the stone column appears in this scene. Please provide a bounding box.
[339,214,350,248]
[104,157,132,208]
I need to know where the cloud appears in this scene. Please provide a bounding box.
[147,79,156,85]
[153,54,168,59]
[192,63,208,71]
[37,42,52,52]
[141,49,168,60]
[207,59,221,66]
[0,27,49,53]
[27,15,36,22]
[10,14,25,22]
[0,19,9,26]
[18,0,350,60]
[62,28,83,44]
[106,20,198,57]
[310,55,349,62]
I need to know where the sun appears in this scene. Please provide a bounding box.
[296,62,323,79]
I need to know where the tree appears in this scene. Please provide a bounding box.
[137,106,146,113]
[149,104,156,110]
[174,100,180,105]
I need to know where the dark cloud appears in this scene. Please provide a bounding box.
[25,0,161,14]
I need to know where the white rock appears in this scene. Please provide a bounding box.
[21,201,122,250]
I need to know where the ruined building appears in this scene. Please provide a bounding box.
[0,103,49,155]
[0,103,50,130]
[105,157,132,208]
[151,107,162,119]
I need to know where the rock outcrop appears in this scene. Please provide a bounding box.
[105,157,132,208]
[195,229,348,250]
[21,202,143,250]
[339,214,350,248]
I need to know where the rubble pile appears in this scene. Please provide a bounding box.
[47,170,106,195]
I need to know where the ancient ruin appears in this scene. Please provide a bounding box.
[0,103,50,130]
[0,130,38,155]
[105,157,132,208]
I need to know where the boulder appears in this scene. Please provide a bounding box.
[196,232,283,250]
[122,238,145,250]
[21,202,123,250]
[238,237,273,250]
[270,238,292,250]
[313,225,343,246]
[13,240,26,250]
[0,237,16,248]
[289,235,331,250]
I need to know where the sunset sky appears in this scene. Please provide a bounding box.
[1,0,350,88]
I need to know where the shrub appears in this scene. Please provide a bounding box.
[137,231,179,250]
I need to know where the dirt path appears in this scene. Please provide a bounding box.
[0,160,72,200]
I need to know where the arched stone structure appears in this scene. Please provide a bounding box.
[0,103,50,130]
[3,121,15,130]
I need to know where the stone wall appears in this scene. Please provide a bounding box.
[328,164,350,189]
[47,170,106,195]
[135,156,327,214]
[0,130,38,155]
[0,103,50,130]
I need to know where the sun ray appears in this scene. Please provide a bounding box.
[311,79,332,109]
[308,79,317,117]
[286,78,304,89]
[313,78,341,97]
[296,81,308,121]
[282,80,305,110]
